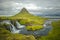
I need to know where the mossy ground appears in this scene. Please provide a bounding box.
[37,20,60,40]
[0,27,36,40]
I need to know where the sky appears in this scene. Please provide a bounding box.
[0,0,60,16]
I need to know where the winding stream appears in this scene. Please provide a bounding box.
[0,19,60,36]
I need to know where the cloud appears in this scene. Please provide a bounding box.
[0,0,60,16]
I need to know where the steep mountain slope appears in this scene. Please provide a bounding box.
[10,8,41,19]
[10,8,47,22]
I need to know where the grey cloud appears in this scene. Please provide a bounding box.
[0,0,60,16]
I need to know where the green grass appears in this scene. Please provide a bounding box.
[0,28,36,40]
[26,25,43,31]
[0,22,36,40]
[37,20,60,40]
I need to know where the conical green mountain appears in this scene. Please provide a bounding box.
[10,8,38,19]
[19,8,29,14]
[9,8,47,21]
[15,8,31,16]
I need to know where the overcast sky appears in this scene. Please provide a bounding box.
[0,0,60,16]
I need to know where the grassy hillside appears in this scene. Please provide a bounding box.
[0,28,36,40]
[37,20,60,40]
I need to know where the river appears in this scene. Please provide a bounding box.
[0,19,60,36]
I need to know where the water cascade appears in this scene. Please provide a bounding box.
[10,24,21,33]
[16,21,25,29]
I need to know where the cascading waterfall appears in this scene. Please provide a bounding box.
[10,21,25,33]
[2,20,11,24]
[10,24,21,33]
[16,21,25,29]
[1,20,22,33]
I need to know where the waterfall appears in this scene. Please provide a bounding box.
[16,21,25,28]
[10,24,21,33]
[1,20,25,33]
[2,20,11,24]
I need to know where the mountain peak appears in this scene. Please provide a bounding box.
[21,8,27,11]
[20,8,29,14]
[14,8,30,16]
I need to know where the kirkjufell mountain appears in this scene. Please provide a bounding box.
[14,8,31,17]
[8,8,46,20]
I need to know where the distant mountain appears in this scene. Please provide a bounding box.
[46,13,60,16]
[37,13,60,16]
